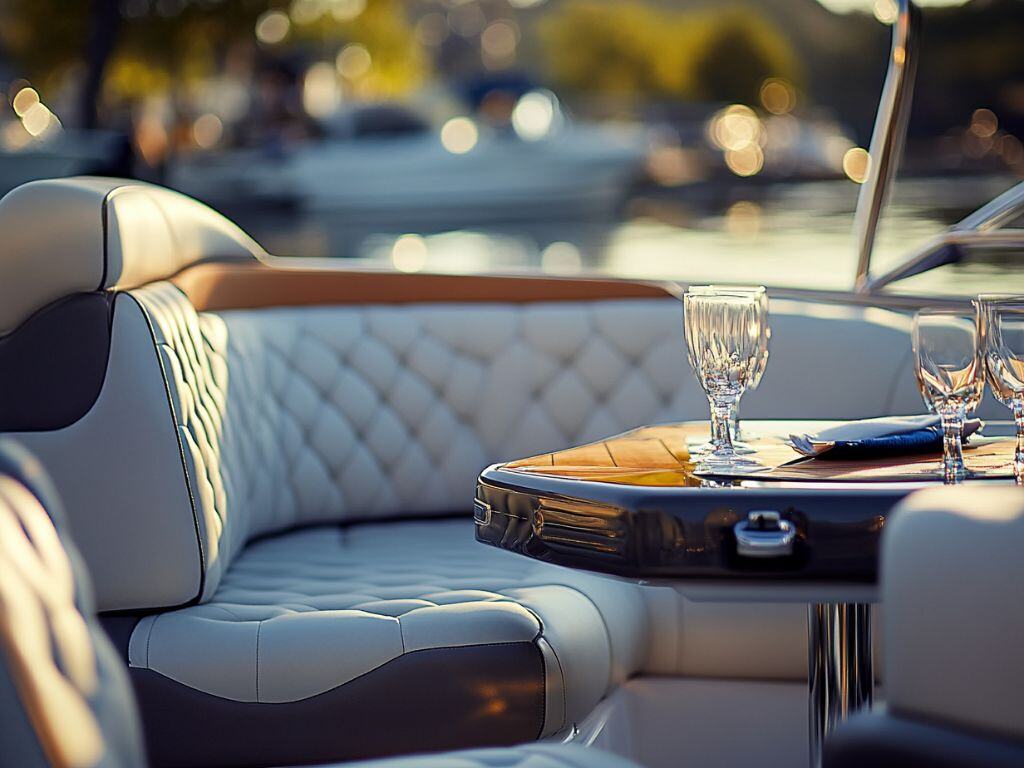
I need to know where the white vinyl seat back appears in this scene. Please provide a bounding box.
[881,486,1024,743]
[0,176,262,337]
[0,440,145,768]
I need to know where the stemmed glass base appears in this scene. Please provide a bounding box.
[1012,399,1024,486]
[695,452,769,475]
[689,405,757,456]
[693,398,769,475]
[939,403,972,485]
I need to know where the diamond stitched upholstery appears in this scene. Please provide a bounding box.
[133,282,700,599]
[127,519,645,731]
[134,282,918,599]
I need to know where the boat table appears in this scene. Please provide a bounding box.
[473,420,1016,767]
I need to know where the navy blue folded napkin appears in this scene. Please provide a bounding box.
[787,415,983,461]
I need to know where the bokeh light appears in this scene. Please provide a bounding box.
[440,117,478,154]
[708,105,766,176]
[872,0,899,25]
[724,144,764,177]
[481,20,519,64]
[969,108,998,138]
[303,62,341,118]
[336,44,371,80]
[391,234,428,272]
[541,241,582,273]
[21,102,54,136]
[11,87,39,117]
[255,10,290,45]
[511,91,556,141]
[192,113,223,149]
[842,147,871,183]
[724,201,763,239]
[759,79,795,115]
[708,105,765,152]
[998,134,1023,166]
[289,0,324,25]
[330,0,366,22]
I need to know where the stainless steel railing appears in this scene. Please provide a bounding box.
[853,0,921,294]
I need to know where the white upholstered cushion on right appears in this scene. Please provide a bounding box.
[882,486,1024,743]
[338,743,642,768]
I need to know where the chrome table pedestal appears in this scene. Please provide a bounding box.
[808,603,874,767]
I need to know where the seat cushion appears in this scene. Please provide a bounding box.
[339,743,643,768]
[126,519,647,764]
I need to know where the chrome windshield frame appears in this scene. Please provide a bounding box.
[853,0,920,294]
[865,180,1024,293]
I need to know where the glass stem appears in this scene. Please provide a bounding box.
[729,400,742,443]
[1013,399,1024,486]
[939,402,966,484]
[710,396,735,456]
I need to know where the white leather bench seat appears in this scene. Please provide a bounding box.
[128,519,646,732]
[0,179,939,766]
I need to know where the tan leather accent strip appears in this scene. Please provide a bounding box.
[171,261,679,312]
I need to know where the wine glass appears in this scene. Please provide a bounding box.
[734,288,769,442]
[684,286,769,453]
[684,290,766,473]
[912,308,985,483]
[985,300,1024,483]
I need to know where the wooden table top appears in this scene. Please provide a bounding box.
[503,421,1017,485]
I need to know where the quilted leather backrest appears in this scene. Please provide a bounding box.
[0,440,145,768]
[130,282,920,602]
[133,282,699,598]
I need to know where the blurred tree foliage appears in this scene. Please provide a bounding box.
[0,0,426,119]
[287,0,428,98]
[1,0,1022,140]
[539,1,801,105]
[1,0,262,96]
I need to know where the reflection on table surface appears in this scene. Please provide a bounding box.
[502,420,1016,486]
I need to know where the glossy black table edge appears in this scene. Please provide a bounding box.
[475,464,910,584]
[475,448,1012,768]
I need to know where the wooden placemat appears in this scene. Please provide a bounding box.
[502,423,1017,485]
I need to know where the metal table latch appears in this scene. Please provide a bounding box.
[473,499,492,526]
[734,510,796,558]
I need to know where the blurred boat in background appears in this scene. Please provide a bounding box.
[168,99,648,222]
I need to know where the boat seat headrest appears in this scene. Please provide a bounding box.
[0,176,263,335]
